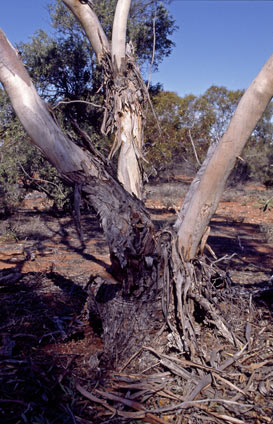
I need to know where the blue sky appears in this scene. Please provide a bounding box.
[1,1,273,97]
[154,1,273,96]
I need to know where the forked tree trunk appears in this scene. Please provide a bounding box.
[62,0,144,199]
[1,28,273,366]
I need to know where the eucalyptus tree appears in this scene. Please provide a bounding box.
[1,0,273,365]
[19,0,175,200]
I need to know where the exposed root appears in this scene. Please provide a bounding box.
[156,229,242,359]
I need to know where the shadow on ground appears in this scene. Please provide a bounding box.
[0,269,102,424]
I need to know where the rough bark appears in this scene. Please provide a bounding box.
[175,54,273,261]
[101,45,146,200]
[0,29,153,285]
[2,24,273,368]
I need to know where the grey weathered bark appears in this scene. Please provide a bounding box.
[175,54,273,261]
[61,0,145,199]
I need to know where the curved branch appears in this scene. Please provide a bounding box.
[61,0,110,60]
[0,30,97,179]
[175,54,273,260]
[112,0,131,70]
[53,99,105,110]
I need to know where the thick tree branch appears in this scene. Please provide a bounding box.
[61,0,110,60]
[175,54,273,260]
[112,0,131,70]
[0,30,95,179]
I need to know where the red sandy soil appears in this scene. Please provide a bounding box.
[0,182,272,276]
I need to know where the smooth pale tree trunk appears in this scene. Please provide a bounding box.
[175,54,273,261]
[112,0,131,69]
[62,0,144,199]
[61,0,110,60]
[0,33,97,178]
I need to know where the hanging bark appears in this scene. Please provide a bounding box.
[100,43,147,199]
[0,29,153,286]
[61,0,146,199]
[167,54,273,357]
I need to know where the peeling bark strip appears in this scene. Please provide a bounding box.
[2,19,273,371]
[61,0,146,199]
[100,45,147,199]
[0,24,160,360]
[176,54,273,260]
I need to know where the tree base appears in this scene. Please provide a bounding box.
[87,275,164,369]
[82,263,273,423]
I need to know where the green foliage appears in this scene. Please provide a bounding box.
[145,86,273,184]
[47,0,176,74]
[19,0,177,154]
[0,89,72,211]
[127,1,177,71]
[228,100,273,186]
[3,0,272,212]
[19,30,92,101]
[198,85,244,141]
[261,195,273,212]
[144,91,191,174]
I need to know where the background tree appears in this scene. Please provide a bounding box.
[241,99,273,185]
[144,90,191,176]
[145,85,272,184]
[60,0,177,199]
[0,87,72,211]
[29,0,176,198]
